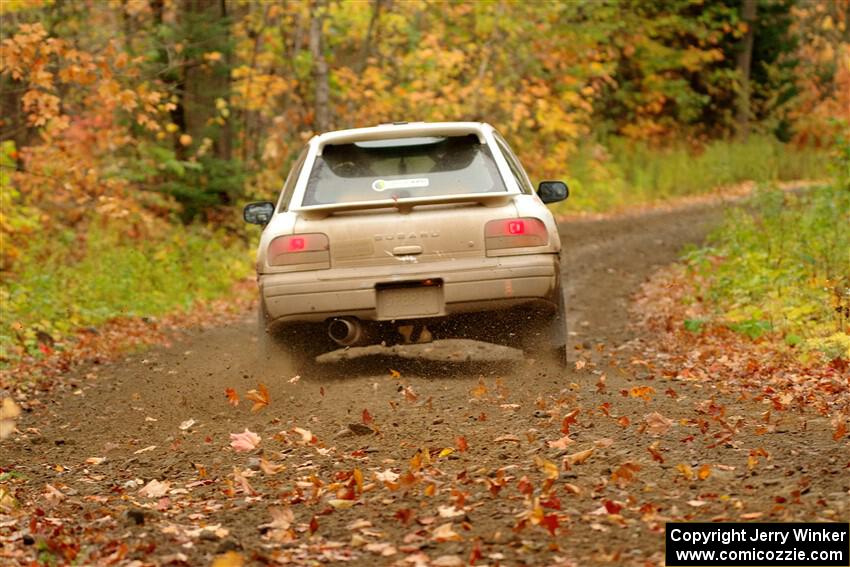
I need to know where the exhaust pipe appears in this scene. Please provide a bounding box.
[328,317,366,347]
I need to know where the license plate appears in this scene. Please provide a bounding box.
[376,285,444,319]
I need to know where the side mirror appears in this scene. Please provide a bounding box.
[243,201,275,225]
[537,181,569,204]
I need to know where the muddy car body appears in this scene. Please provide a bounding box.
[244,122,569,366]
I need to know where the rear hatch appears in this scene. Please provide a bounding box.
[294,199,518,268]
[292,133,519,268]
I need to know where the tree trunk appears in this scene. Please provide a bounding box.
[356,0,383,73]
[735,0,757,140]
[309,0,331,132]
[181,0,232,160]
[217,0,233,161]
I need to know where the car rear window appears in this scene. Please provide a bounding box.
[301,134,507,206]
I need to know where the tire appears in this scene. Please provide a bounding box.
[257,302,311,375]
[523,283,568,369]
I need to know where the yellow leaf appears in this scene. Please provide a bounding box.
[245,383,270,413]
[535,456,560,480]
[211,551,244,567]
[438,447,454,458]
[328,499,355,510]
[563,448,594,467]
[697,464,711,480]
[676,463,694,481]
[629,386,656,401]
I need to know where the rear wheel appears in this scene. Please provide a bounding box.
[523,284,568,369]
[258,302,324,375]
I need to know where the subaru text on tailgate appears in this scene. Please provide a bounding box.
[243,122,569,369]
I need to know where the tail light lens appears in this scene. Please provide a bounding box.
[267,233,330,270]
[485,218,548,253]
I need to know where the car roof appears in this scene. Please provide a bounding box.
[313,122,492,153]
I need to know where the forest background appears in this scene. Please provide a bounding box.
[1,0,848,366]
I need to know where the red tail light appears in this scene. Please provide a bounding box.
[508,220,525,235]
[268,233,330,269]
[485,218,548,253]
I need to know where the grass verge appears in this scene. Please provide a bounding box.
[1,223,251,366]
[558,135,830,213]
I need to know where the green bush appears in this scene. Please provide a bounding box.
[0,223,251,363]
[683,142,849,349]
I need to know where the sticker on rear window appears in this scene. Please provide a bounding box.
[371,178,430,192]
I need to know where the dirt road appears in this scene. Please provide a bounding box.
[2,203,847,566]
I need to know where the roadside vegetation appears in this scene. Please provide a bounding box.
[682,134,850,357]
[562,135,829,212]
[1,1,847,370]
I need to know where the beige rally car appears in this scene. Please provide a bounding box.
[244,122,569,367]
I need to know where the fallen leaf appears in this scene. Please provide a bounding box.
[470,379,487,398]
[134,445,157,454]
[548,435,574,449]
[604,500,623,514]
[328,499,356,510]
[644,412,673,436]
[535,456,560,480]
[611,462,641,487]
[438,447,455,458]
[289,375,301,384]
[224,388,239,407]
[647,441,664,463]
[688,500,708,507]
[179,418,196,431]
[676,463,694,481]
[574,359,586,370]
[85,457,106,465]
[630,386,656,401]
[293,427,314,444]
[740,512,764,520]
[211,552,243,567]
[260,506,295,542]
[437,505,465,518]
[0,398,21,440]
[245,383,270,413]
[229,429,260,452]
[494,434,520,443]
[362,408,373,425]
[432,522,462,542]
[697,464,711,480]
[402,385,418,402]
[563,448,594,467]
[366,542,398,556]
[833,420,847,441]
[138,479,170,498]
[560,409,580,434]
[540,513,559,535]
[375,469,400,483]
[456,436,468,452]
[43,483,65,503]
[260,458,285,475]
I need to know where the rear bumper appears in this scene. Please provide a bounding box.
[260,253,560,325]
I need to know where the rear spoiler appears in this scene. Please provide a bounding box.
[292,192,514,219]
